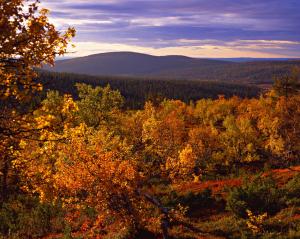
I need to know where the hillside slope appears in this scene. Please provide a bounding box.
[38,71,261,109]
[44,52,300,83]
[45,52,229,76]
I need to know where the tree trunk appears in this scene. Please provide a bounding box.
[161,213,170,239]
[1,157,9,204]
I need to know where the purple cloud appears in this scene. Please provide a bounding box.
[40,0,300,57]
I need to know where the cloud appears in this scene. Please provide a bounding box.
[65,40,300,58]
[39,0,300,57]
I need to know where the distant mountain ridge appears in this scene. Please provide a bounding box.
[46,52,229,75]
[212,58,300,62]
[44,52,300,84]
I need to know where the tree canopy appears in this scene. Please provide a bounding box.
[0,0,75,100]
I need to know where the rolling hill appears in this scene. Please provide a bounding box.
[44,51,229,76]
[44,52,300,84]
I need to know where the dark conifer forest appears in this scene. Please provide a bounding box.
[37,70,261,108]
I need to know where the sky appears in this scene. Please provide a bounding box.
[40,0,300,58]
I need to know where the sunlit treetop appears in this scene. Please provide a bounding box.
[0,0,75,100]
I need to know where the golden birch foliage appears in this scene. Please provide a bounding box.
[0,0,74,202]
[34,92,78,132]
[253,95,286,156]
[13,93,80,201]
[10,75,300,235]
[187,126,219,172]
[142,100,188,158]
[121,110,145,147]
[0,0,75,100]
[11,84,300,236]
[179,144,197,179]
[178,144,196,176]
[54,126,142,226]
[194,96,240,127]
[218,115,260,164]
[246,209,267,234]
[17,122,144,228]
[76,83,124,128]
[166,144,197,181]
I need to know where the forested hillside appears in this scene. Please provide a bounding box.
[154,60,300,84]
[37,71,261,108]
[44,52,300,84]
[43,52,231,77]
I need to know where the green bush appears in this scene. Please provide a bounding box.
[196,215,249,239]
[283,174,300,207]
[0,195,65,238]
[226,175,285,218]
[158,187,214,216]
[177,188,213,209]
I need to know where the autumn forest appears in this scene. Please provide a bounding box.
[1,1,300,239]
